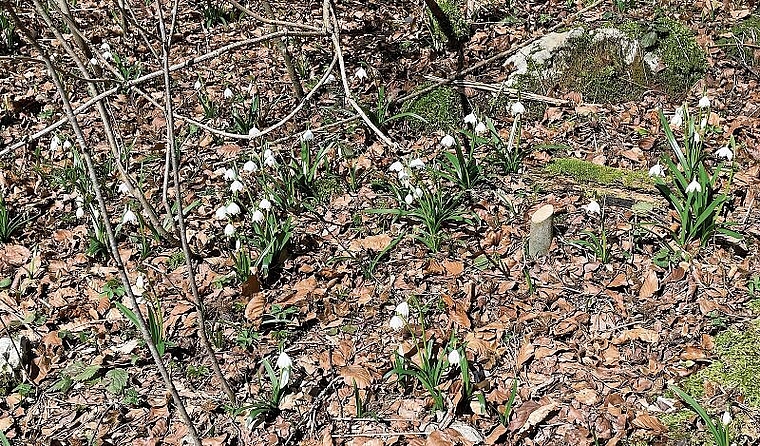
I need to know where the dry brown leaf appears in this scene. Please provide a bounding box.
[607,273,628,288]
[484,425,508,445]
[680,346,707,361]
[613,328,660,344]
[574,388,598,405]
[293,275,318,301]
[516,401,559,434]
[244,293,266,324]
[442,260,464,277]
[426,430,453,446]
[632,413,666,432]
[0,244,31,266]
[340,365,372,389]
[515,337,535,370]
[348,234,392,252]
[638,270,659,299]
[217,144,241,157]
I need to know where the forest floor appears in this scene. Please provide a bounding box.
[1,0,760,445]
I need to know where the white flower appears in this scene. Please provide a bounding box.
[224,223,236,237]
[464,112,478,126]
[648,164,665,177]
[355,67,368,81]
[230,180,244,193]
[685,178,702,194]
[223,168,237,181]
[404,193,414,205]
[259,198,272,210]
[389,161,404,172]
[693,132,701,144]
[585,199,601,215]
[397,169,409,181]
[301,129,314,142]
[224,87,233,99]
[89,57,99,67]
[75,207,85,219]
[118,182,130,194]
[394,301,410,318]
[276,351,292,369]
[409,158,425,169]
[248,127,261,137]
[389,315,405,331]
[63,140,72,150]
[215,206,228,220]
[100,42,111,52]
[225,202,241,215]
[413,187,423,199]
[134,275,145,297]
[264,155,277,167]
[698,95,710,108]
[243,160,257,172]
[670,107,684,128]
[325,74,336,83]
[263,149,273,159]
[251,209,265,222]
[475,121,487,135]
[441,134,456,148]
[122,208,138,225]
[102,51,113,62]
[447,349,461,366]
[716,146,733,161]
[511,101,525,116]
[50,135,61,151]
[194,79,202,90]
[721,411,732,425]
[700,116,708,130]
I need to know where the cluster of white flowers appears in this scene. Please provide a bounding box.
[252,196,274,223]
[262,148,277,168]
[75,195,85,219]
[50,135,61,152]
[389,157,425,204]
[463,113,488,135]
[670,106,684,128]
[389,301,409,331]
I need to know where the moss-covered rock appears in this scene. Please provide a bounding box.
[546,158,652,188]
[403,85,464,132]
[426,0,470,50]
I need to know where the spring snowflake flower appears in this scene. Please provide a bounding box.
[389,161,404,172]
[76,207,85,219]
[243,160,257,172]
[698,95,710,108]
[301,129,314,142]
[325,74,336,84]
[251,209,265,223]
[89,57,99,67]
[447,349,461,366]
[276,351,292,387]
[685,178,702,194]
[648,164,665,177]
[194,79,202,90]
[693,132,701,144]
[259,198,272,210]
[118,182,130,194]
[248,127,261,137]
[389,315,405,331]
[224,87,233,99]
[230,180,244,193]
[215,206,228,220]
[715,146,733,161]
[475,121,487,135]
[63,140,72,150]
[102,51,113,62]
[355,67,368,81]
[464,113,478,126]
[670,107,684,128]
[122,208,138,225]
[50,135,61,151]
[441,134,456,148]
[409,158,425,169]
[133,275,146,297]
[722,411,732,425]
[585,199,601,215]
[404,193,414,205]
[413,187,423,199]
[511,101,525,116]
[100,42,110,52]
[394,301,410,319]
[225,201,241,215]
[224,223,236,237]
[223,168,237,181]
[263,149,277,167]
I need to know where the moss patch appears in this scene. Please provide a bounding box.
[403,85,463,132]
[545,158,652,188]
[660,409,700,443]
[716,15,760,66]
[426,0,470,50]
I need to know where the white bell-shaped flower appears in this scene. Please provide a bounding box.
[511,101,525,116]
[698,95,710,108]
[224,87,233,99]
[230,180,244,193]
[122,208,138,225]
[648,164,665,177]
[475,121,487,135]
[447,349,461,366]
[394,301,410,318]
[224,223,236,237]
[301,129,314,142]
[685,178,702,194]
[215,206,228,220]
[585,200,601,215]
[409,158,425,169]
[251,209,265,222]
[225,202,241,215]
[243,160,257,172]
[389,315,405,331]
[355,67,368,81]
[259,198,272,210]
[464,113,477,126]
[715,146,733,161]
[441,134,456,148]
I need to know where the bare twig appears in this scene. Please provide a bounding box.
[422,75,570,106]
[226,0,321,31]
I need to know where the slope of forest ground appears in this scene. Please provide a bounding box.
[1,0,760,444]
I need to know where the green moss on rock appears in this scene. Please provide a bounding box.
[426,0,470,50]
[546,158,651,188]
[403,85,463,132]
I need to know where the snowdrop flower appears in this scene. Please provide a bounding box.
[394,301,410,319]
[194,79,202,90]
[118,182,130,194]
[648,163,665,177]
[276,351,292,387]
[63,140,72,150]
[224,223,236,237]
[721,411,732,425]
[224,87,233,99]
[215,206,228,220]
[685,178,702,194]
[100,42,111,52]
[698,95,710,109]
[243,160,257,172]
[225,201,241,215]
[389,161,404,172]
[693,132,701,144]
[248,127,261,137]
[50,135,61,151]
[251,209,265,223]
[301,129,314,142]
[475,121,487,135]
[585,199,601,215]
[670,107,684,128]
[230,180,244,193]
[413,187,423,199]
[389,315,405,331]
[464,112,478,126]
[447,349,461,366]
[355,67,368,81]
[409,158,425,169]
[122,208,138,225]
[511,101,525,116]
[404,193,414,205]
[259,198,272,210]
[716,145,733,161]
[223,168,237,181]
[441,134,456,148]
[134,275,145,297]
[75,207,85,219]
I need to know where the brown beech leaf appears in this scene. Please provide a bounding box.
[639,270,659,299]
[607,273,629,288]
[244,293,266,325]
[632,413,666,432]
[516,401,559,434]
[442,260,464,277]
[515,337,535,370]
[348,234,392,252]
[217,144,241,157]
[484,425,508,445]
[340,365,372,389]
[613,328,660,345]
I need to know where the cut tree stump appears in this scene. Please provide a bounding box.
[529,204,554,258]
